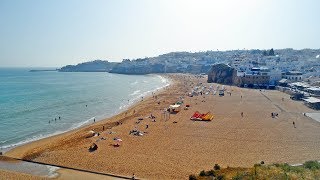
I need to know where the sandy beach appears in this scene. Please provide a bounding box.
[2,73,320,179]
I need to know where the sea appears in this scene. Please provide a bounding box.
[0,68,169,151]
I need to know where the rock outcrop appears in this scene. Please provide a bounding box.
[109,61,211,75]
[109,63,165,74]
[207,64,237,84]
[59,60,116,72]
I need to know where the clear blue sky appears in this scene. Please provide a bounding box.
[0,0,319,67]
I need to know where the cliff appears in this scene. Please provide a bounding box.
[58,60,117,72]
[109,62,166,74]
[207,64,237,84]
[109,57,212,75]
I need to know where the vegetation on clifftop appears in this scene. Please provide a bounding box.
[58,60,117,72]
[190,161,320,180]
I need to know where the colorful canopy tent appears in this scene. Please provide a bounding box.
[190,111,214,121]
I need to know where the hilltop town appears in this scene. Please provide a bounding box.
[59,48,320,78]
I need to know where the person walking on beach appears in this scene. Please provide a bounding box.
[293,121,296,128]
[131,173,135,180]
[241,112,243,117]
[93,118,95,123]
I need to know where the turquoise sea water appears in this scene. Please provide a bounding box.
[0,68,169,150]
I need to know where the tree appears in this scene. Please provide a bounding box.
[269,48,275,56]
[262,50,268,56]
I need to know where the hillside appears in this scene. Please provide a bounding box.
[110,48,320,75]
[58,49,320,74]
[58,60,117,72]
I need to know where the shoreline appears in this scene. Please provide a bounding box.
[4,74,173,157]
[0,73,170,153]
[1,73,182,179]
[2,73,320,179]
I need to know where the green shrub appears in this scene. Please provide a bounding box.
[214,164,221,170]
[304,161,320,170]
[189,174,197,180]
[280,163,291,172]
[206,170,216,176]
[273,163,281,167]
[232,174,243,180]
[254,163,261,167]
[232,172,252,180]
[216,175,226,180]
[199,170,206,176]
[279,163,303,173]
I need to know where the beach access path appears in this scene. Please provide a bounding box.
[3,74,320,179]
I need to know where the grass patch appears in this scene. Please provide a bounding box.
[304,161,320,170]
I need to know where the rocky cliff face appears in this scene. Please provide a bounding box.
[59,60,116,72]
[207,64,237,84]
[110,63,211,75]
[109,63,166,74]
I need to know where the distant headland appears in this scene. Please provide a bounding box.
[29,69,58,72]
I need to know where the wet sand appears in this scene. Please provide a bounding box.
[3,74,320,179]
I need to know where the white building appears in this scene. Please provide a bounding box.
[269,69,282,85]
[285,71,303,81]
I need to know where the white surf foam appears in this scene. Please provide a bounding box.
[0,130,63,150]
[129,90,141,96]
[130,80,138,85]
[70,117,94,129]
[0,117,95,151]
[118,75,171,111]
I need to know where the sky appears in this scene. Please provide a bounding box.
[0,0,319,67]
